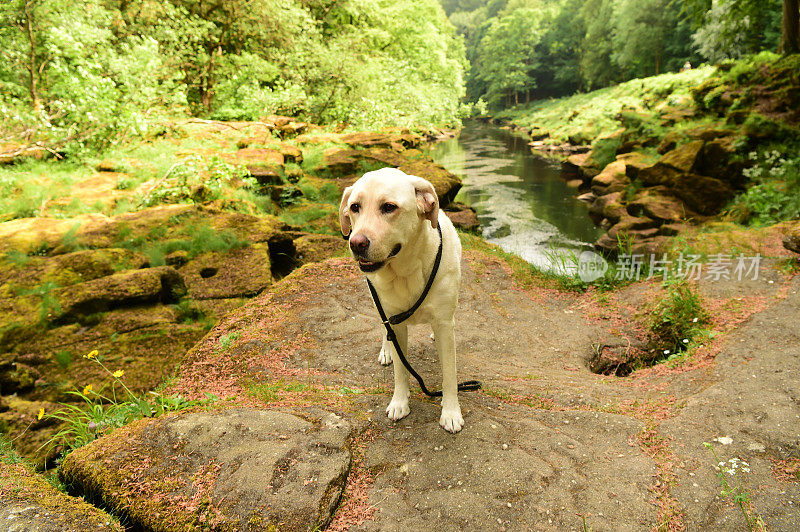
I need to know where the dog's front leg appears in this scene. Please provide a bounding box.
[385,323,411,421]
[433,319,464,433]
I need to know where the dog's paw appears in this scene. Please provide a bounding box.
[439,408,464,433]
[378,346,392,366]
[386,399,410,421]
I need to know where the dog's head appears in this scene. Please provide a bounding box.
[339,167,439,273]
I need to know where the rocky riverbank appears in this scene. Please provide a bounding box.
[484,54,800,257]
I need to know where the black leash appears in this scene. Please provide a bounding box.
[365,225,481,398]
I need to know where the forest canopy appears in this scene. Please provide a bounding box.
[444,0,788,106]
[0,0,467,153]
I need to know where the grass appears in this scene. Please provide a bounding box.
[497,66,716,143]
[116,223,250,266]
[43,350,218,454]
[646,277,711,365]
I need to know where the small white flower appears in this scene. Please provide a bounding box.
[682,339,689,343]
[663,349,670,355]
[692,318,698,323]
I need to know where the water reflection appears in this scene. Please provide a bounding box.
[428,121,603,271]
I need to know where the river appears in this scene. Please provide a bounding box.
[428,120,604,271]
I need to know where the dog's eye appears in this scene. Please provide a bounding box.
[380,203,398,214]
[350,203,360,213]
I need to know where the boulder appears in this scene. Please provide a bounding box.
[247,165,282,186]
[588,191,626,223]
[444,203,480,232]
[314,147,408,177]
[292,234,348,265]
[54,266,186,321]
[315,148,361,176]
[230,148,284,167]
[658,140,704,173]
[279,143,303,164]
[178,244,272,300]
[591,160,629,196]
[670,174,734,215]
[627,187,688,223]
[562,152,600,180]
[783,223,800,254]
[339,131,421,150]
[656,131,682,154]
[60,408,352,531]
[398,159,462,206]
[696,136,745,186]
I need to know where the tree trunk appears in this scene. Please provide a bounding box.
[24,1,40,112]
[783,0,800,55]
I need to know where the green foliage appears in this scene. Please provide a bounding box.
[17,281,61,323]
[692,0,782,62]
[703,442,765,530]
[498,66,715,142]
[0,0,466,152]
[611,0,695,78]
[729,148,800,226]
[247,379,313,403]
[3,250,32,267]
[648,277,711,358]
[139,155,252,207]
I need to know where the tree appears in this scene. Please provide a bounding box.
[691,0,782,61]
[474,6,545,106]
[784,0,800,53]
[579,0,622,89]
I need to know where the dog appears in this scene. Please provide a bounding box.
[339,167,464,433]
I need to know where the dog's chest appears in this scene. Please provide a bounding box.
[374,271,426,316]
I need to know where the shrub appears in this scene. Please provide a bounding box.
[648,277,710,357]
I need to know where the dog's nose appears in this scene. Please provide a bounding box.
[349,234,370,255]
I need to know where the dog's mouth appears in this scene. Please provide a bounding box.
[357,244,401,272]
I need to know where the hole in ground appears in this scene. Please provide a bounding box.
[268,233,299,279]
[200,267,218,278]
[588,342,688,377]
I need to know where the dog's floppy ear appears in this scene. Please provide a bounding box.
[409,176,439,229]
[339,186,354,237]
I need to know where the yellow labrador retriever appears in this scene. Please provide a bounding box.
[339,167,464,433]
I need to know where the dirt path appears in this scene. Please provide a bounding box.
[52,249,799,530]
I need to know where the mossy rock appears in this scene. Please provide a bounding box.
[626,187,688,223]
[397,159,462,207]
[658,140,705,174]
[0,461,121,531]
[53,266,186,322]
[59,408,352,531]
[178,244,272,300]
[591,160,629,196]
[292,234,348,265]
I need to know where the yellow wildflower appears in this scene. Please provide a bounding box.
[112,370,125,378]
[84,350,99,360]
[37,408,44,420]
[83,384,93,395]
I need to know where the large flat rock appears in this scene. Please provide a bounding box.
[357,396,655,531]
[60,408,353,531]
